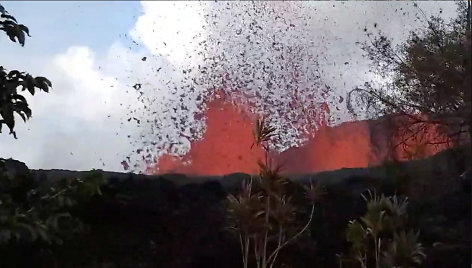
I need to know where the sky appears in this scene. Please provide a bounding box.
[0,1,459,172]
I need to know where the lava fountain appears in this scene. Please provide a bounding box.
[146,91,450,175]
[147,94,265,175]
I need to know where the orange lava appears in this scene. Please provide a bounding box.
[147,94,450,175]
[146,95,265,175]
[277,121,376,174]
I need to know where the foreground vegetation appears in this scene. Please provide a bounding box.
[0,142,469,267]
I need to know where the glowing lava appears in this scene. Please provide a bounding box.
[146,95,266,175]
[277,121,376,173]
[147,94,451,175]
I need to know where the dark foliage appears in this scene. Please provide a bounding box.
[0,147,468,267]
[348,1,471,151]
[0,4,52,138]
[0,5,29,46]
[0,158,104,267]
[47,176,239,268]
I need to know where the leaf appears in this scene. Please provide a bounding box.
[16,111,27,122]
[12,99,32,119]
[2,105,15,132]
[18,24,29,37]
[34,76,52,92]
[253,116,277,147]
[7,70,22,79]
[346,220,366,244]
[304,180,326,203]
[24,74,35,94]
[12,93,27,103]
[1,13,17,23]
[383,230,426,267]
[5,24,26,46]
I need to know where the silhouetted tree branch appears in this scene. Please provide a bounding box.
[348,1,471,157]
[0,4,52,139]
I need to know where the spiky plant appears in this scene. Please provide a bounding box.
[227,118,321,268]
[382,230,426,268]
[346,220,369,268]
[227,178,265,268]
[257,161,286,198]
[253,116,277,149]
[303,180,327,204]
[252,116,277,167]
[344,190,425,268]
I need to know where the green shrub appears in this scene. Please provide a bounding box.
[226,117,323,268]
[342,190,425,268]
[0,160,104,245]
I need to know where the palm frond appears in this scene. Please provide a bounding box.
[253,116,277,148]
[382,230,426,267]
[303,180,326,204]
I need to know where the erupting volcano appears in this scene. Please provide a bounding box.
[147,91,450,175]
[125,2,458,176]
